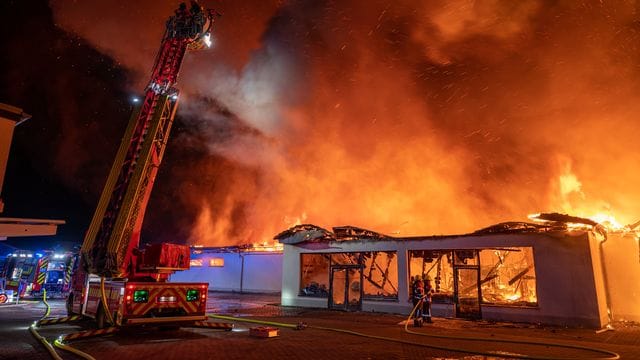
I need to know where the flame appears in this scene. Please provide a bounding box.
[250,241,283,252]
[506,293,521,301]
[528,164,638,235]
[52,1,638,247]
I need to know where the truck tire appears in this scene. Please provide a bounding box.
[96,303,106,329]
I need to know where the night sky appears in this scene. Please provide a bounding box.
[1,0,127,251]
[0,0,207,251]
[2,0,640,252]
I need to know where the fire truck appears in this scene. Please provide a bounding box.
[29,251,76,299]
[67,2,217,328]
[0,250,38,302]
[0,250,76,302]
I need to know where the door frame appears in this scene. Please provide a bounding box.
[328,264,363,311]
[453,265,482,319]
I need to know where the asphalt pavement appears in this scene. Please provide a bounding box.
[1,292,639,360]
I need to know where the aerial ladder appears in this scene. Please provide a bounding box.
[68,2,218,328]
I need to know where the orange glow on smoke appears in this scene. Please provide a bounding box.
[51,1,640,246]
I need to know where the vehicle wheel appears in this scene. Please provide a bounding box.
[96,303,106,329]
[66,294,74,315]
[0,294,7,304]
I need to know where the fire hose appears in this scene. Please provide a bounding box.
[209,302,621,360]
[29,288,97,360]
[403,298,620,359]
[100,276,115,326]
[27,291,621,359]
[29,290,63,360]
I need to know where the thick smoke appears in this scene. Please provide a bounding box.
[51,0,640,246]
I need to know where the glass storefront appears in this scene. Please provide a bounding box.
[300,251,398,300]
[409,247,537,308]
[479,247,537,307]
[408,250,455,304]
[301,247,537,309]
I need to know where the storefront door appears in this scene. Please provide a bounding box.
[454,266,481,319]
[329,265,362,311]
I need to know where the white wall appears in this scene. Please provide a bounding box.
[603,233,640,322]
[171,252,282,293]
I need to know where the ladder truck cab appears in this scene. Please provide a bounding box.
[67,2,218,328]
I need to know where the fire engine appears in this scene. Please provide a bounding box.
[67,2,218,328]
[29,251,76,299]
[0,250,38,302]
[0,250,76,302]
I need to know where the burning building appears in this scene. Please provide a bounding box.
[275,216,640,328]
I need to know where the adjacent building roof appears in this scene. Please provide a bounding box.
[0,217,65,240]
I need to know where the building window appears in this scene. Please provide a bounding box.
[209,258,224,267]
[300,254,330,297]
[454,250,478,266]
[190,259,203,267]
[409,250,454,304]
[479,247,537,307]
[330,252,362,266]
[361,251,398,300]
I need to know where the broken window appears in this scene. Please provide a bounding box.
[300,254,330,297]
[479,247,537,307]
[409,250,454,304]
[330,252,362,266]
[454,250,478,266]
[361,251,398,300]
[189,259,203,267]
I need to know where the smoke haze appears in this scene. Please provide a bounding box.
[50,0,640,245]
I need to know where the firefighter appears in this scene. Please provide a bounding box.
[411,275,424,319]
[422,275,435,323]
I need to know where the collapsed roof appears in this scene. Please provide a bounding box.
[274,213,638,245]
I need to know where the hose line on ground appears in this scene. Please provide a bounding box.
[100,277,115,326]
[29,287,98,360]
[209,307,620,360]
[209,314,300,329]
[54,339,96,360]
[42,289,51,319]
[402,299,619,360]
[29,324,63,360]
[29,288,63,360]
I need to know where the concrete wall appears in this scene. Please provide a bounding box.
[281,231,609,327]
[602,233,640,322]
[171,252,282,293]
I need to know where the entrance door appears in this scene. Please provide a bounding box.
[329,266,362,311]
[454,267,481,319]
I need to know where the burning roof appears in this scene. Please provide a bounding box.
[275,213,640,245]
[274,224,391,245]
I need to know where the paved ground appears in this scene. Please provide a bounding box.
[1,292,639,360]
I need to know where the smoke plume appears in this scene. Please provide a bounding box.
[51,0,640,245]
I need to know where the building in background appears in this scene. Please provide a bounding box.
[275,222,640,328]
[0,103,64,240]
[170,244,283,294]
